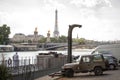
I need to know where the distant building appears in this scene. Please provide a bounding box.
[11,27,44,43]
[12,33,26,42]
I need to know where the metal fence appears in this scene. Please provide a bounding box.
[0,55,67,80]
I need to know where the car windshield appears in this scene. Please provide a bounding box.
[92,50,111,55]
[103,56,109,60]
[75,56,81,62]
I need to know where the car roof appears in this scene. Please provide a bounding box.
[81,54,102,57]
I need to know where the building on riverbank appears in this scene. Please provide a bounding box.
[11,27,44,43]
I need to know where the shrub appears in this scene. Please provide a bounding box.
[0,64,12,80]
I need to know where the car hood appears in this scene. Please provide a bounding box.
[62,62,79,69]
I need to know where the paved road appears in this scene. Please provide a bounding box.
[58,68,120,80]
[35,67,120,80]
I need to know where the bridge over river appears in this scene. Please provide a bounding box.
[38,43,78,50]
[12,43,79,51]
[12,42,99,51]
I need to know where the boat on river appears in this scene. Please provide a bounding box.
[0,45,14,52]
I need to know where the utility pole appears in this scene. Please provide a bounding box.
[67,24,82,63]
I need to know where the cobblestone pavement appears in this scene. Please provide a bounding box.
[35,67,120,80]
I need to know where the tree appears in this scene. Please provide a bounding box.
[28,40,32,43]
[0,54,12,80]
[78,38,86,44]
[73,38,86,44]
[58,35,67,43]
[38,37,46,43]
[0,24,11,45]
[50,37,58,43]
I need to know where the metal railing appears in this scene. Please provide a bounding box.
[0,56,67,80]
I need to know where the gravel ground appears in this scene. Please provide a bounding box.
[35,67,120,80]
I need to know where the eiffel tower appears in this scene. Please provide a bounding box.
[53,9,59,38]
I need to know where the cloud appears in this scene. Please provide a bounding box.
[0,0,41,13]
[43,0,66,10]
[70,0,112,8]
[0,12,10,24]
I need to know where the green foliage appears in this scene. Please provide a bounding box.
[50,35,67,43]
[0,24,11,45]
[0,64,12,80]
[73,38,86,45]
[78,38,86,44]
[58,35,67,43]
[0,54,12,80]
[50,37,58,43]
[28,40,32,43]
[28,35,67,43]
[38,37,46,43]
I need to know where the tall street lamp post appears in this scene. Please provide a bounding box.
[67,24,82,63]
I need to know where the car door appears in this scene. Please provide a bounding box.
[79,56,92,71]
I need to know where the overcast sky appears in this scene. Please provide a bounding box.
[0,0,120,41]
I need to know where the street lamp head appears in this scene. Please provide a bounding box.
[69,24,82,28]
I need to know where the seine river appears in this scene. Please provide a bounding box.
[0,49,93,61]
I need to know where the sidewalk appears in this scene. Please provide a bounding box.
[57,68,120,80]
[34,75,61,80]
[35,67,120,80]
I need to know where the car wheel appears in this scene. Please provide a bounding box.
[61,72,66,77]
[109,64,115,70]
[65,69,74,77]
[94,67,103,76]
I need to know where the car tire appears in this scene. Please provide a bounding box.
[94,67,103,76]
[61,72,66,77]
[109,64,115,70]
[65,69,74,77]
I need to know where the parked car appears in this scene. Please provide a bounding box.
[91,51,118,70]
[92,44,120,65]
[103,54,118,70]
[61,54,107,77]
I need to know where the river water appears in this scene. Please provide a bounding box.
[0,49,93,61]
